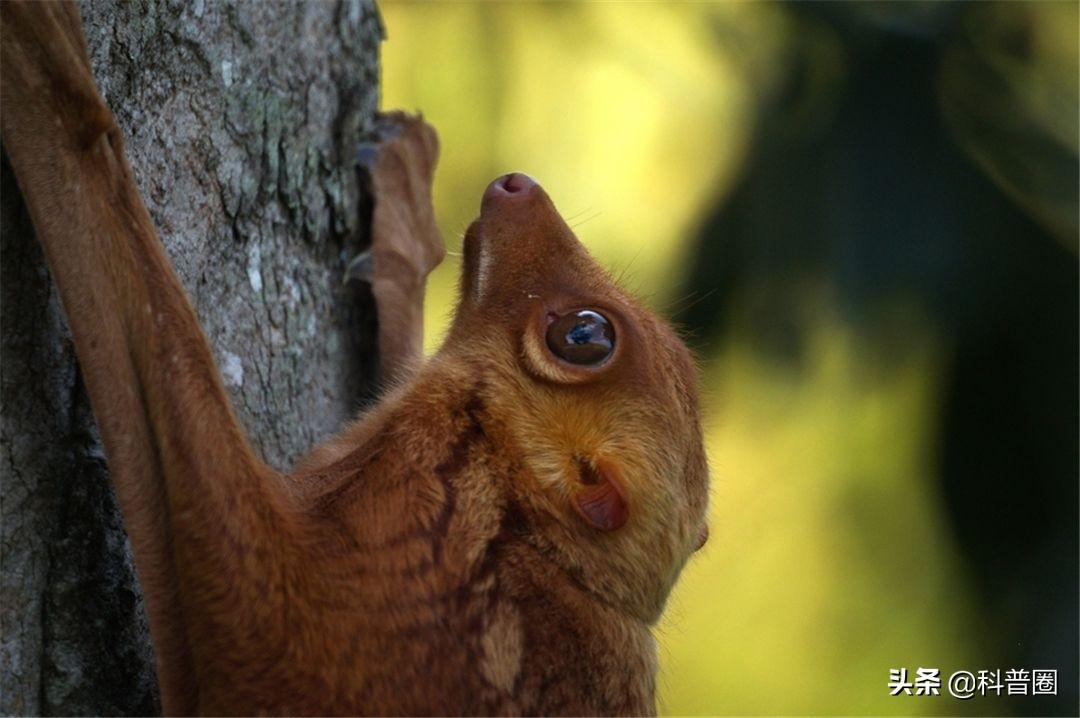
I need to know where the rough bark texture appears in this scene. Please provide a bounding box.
[0,1,383,714]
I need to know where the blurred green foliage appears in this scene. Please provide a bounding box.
[940,2,1079,247]
[380,2,1077,715]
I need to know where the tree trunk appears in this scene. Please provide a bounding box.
[0,1,383,713]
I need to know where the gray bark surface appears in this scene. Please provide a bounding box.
[0,1,383,714]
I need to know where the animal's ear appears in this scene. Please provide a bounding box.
[572,458,629,532]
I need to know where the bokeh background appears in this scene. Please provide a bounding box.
[379,3,1078,715]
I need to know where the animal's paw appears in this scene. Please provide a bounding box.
[353,112,444,287]
[349,112,444,381]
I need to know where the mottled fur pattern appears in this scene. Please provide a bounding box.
[2,3,709,715]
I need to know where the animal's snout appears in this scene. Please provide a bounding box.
[482,172,539,210]
[461,171,587,306]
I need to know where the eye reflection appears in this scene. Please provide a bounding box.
[545,309,615,365]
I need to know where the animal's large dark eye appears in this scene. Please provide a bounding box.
[545,310,615,365]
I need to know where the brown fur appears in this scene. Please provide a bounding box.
[1,3,709,715]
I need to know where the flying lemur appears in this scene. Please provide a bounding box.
[1,2,710,715]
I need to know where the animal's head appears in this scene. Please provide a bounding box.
[441,173,709,623]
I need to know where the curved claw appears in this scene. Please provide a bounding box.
[356,143,379,172]
[344,250,374,286]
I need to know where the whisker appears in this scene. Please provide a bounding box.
[570,210,604,229]
[562,206,595,223]
[663,287,720,315]
[610,243,647,289]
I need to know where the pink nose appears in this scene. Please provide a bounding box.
[482,172,538,207]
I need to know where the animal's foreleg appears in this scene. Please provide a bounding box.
[290,114,443,477]
[349,112,444,385]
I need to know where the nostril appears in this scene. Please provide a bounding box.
[500,172,536,194]
[481,172,539,210]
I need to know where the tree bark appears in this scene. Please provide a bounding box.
[0,1,383,714]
